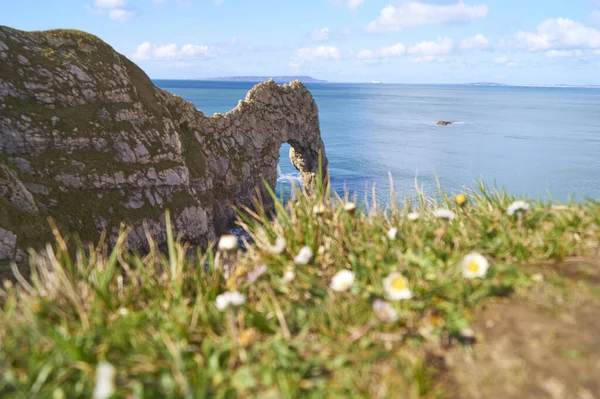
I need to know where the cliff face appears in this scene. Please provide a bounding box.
[0,26,327,259]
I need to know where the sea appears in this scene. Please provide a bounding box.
[154,80,600,204]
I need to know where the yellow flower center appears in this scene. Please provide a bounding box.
[456,194,467,206]
[467,261,480,273]
[391,277,407,291]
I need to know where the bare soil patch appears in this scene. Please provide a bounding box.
[440,257,600,399]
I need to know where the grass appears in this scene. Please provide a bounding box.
[0,176,599,398]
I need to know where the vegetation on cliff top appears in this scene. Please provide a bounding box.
[0,177,599,398]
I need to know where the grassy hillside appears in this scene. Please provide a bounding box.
[1,178,599,398]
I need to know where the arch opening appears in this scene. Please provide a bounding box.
[275,143,302,200]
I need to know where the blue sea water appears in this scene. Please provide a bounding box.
[154,80,600,203]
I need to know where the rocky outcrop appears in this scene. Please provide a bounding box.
[0,26,327,259]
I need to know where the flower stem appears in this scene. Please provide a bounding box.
[227,307,239,368]
[264,282,292,339]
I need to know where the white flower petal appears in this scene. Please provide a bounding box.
[507,200,531,216]
[215,291,246,310]
[344,202,357,213]
[387,227,398,240]
[433,208,456,220]
[282,269,296,283]
[383,272,413,301]
[294,246,313,265]
[407,212,420,221]
[267,236,286,255]
[373,299,398,322]
[330,269,355,292]
[461,252,490,279]
[92,361,116,399]
[218,235,238,252]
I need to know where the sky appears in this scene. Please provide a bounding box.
[2,0,600,84]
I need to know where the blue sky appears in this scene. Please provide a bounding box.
[3,0,600,84]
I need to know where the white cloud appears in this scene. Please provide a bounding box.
[357,43,405,60]
[291,46,341,65]
[493,56,519,67]
[366,2,488,32]
[89,0,132,22]
[131,42,217,61]
[311,27,330,42]
[329,0,365,11]
[109,8,133,22]
[408,55,446,63]
[460,34,489,50]
[94,0,125,8]
[347,0,364,11]
[516,18,600,51]
[408,37,453,55]
[545,49,584,58]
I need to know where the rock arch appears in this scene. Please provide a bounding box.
[0,26,328,258]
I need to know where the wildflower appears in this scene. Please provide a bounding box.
[239,328,259,348]
[433,208,456,221]
[313,203,327,216]
[92,361,116,399]
[266,236,286,255]
[507,200,530,216]
[330,270,355,292]
[294,246,313,265]
[373,299,398,323]
[461,253,490,279]
[118,308,129,316]
[455,194,468,207]
[531,273,544,282]
[344,202,357,214]
[246,264,267,283]
[215,291,246,311]
[218,235,238,252]
[282,269,296,283]
[407,212,420,221]
[383,272,413,301]
[387,227,398,240]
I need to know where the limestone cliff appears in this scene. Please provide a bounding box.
[0,26,327,259]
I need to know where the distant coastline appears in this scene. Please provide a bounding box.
[156,77,600,89]
[202,76,329,83]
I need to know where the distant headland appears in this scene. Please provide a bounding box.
[203,76,329,83]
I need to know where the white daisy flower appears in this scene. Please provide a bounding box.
[118,308,129,316]
[330,270,355,292]
[461,253,490,279]
[313,203,327,216]
[92,361,116,399]
[387,227,398,240]
[433,208,456,221]
[266,236,286,255]
[344,202,357,214]
[373,299,398,323]
[218,235,238,252]
[383,272,413,301]
[282,269,296,283]
[507,200,530,216]
[294,246,313,265]
[407,212,420,221]
[215,291,246,311]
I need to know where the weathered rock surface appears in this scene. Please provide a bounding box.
[0,26,327,259]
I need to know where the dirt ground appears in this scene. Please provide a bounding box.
[439,256,600,399]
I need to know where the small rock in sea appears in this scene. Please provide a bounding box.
[437,120,454,126]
